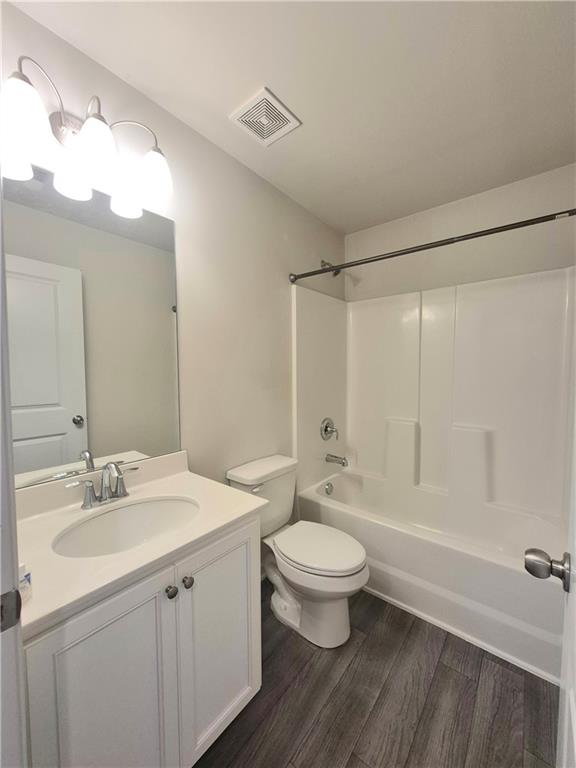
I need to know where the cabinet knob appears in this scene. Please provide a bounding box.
[182,576,195,590]
[165,585,179,600]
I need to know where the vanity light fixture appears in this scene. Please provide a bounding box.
[109,121,174,219]
[2,56,173,216]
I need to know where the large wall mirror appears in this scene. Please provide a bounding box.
[3,168,179,488]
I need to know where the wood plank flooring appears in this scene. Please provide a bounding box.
[195,582,559,768]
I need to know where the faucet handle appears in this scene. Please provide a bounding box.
[320,417,339,441]
[66,479,98,510]
[115,475,129,498]
[116,466,139,497]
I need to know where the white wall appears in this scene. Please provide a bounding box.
[345,164,576,301]
[3,200,179,459]
[347,268,573,535]
[2,6,344,481]
[291,286,346,489]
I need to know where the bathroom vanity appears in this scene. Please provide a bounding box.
[17,452,266,768]
[2,168,269,767]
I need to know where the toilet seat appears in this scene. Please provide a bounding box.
[273,521,366,577]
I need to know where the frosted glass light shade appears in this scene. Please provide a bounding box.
[141,147,173,209]
[110,155,143,219]
[76,114,117,191]
[1,72,51,179]
[2,73,52,145]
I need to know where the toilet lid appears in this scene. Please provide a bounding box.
[273,521,366,577]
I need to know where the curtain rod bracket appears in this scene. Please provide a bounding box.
[321,260,341,277]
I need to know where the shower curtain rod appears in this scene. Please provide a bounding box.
[288,208,576,283]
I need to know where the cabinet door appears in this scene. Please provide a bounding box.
[176,521,261,766]
[25,567,180,768]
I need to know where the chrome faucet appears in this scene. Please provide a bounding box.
[325,453,348,468]
[101,462,129,502]
[67,463,137,510]
[79,449,95,471]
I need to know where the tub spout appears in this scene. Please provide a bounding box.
[326,453,348,467]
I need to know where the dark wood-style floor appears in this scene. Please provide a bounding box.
[196,581,559,768]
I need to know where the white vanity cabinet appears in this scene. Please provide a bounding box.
[176,525,261,766]
[24,520,261,768]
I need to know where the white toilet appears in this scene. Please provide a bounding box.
[227,454,369,648]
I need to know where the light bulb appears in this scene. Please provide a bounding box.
[53,133,92,201]
[141,146,173,210]
[1,71,52,179]
[110,154,143,219]
[76,114,117,192]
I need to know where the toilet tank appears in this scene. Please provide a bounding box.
[226,455,298,537]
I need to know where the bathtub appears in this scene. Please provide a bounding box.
[298,469,565,682]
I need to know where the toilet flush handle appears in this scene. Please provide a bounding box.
[250,485,263,494]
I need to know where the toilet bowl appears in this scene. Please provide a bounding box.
[227,455,369,648]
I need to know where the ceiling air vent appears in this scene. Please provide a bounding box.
[230,87,301,146]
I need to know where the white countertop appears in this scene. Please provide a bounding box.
[14,450,149,489]
[17,452,266,641]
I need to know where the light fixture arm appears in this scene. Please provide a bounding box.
[85,95,103,119]
[110,120,160,150]
[17,55,65,124]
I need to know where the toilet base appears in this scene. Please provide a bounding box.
[270,589,351,648]
[262,537,368,649]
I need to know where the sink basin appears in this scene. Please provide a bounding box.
[53,497,199,558]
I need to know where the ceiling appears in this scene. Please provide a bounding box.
[15,2,576,234]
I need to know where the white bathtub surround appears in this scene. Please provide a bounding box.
[295,266,573,680]
[291,287,347,489]
[16,451,266,639]
[347,268,573,518]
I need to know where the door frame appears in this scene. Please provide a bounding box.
[0,184,27,764]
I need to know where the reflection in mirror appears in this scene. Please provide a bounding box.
[3,167,179,488]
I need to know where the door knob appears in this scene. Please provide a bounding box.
[72,415,85,427]
[165,585,179,599]
[182,576,194,590]
[524,548,571,592]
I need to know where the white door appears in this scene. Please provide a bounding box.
[176,522,261,767]
[558,292,576,767]
[5,254,87,474]
[25,567,181,768]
